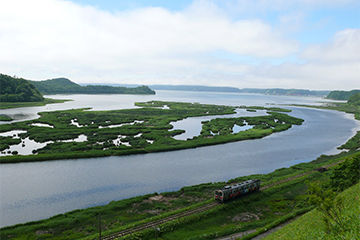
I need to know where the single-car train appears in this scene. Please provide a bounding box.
[214,179,260,203]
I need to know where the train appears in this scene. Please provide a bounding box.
[214,179,261,203]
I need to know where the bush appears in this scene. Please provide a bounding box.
[330,153,360,191]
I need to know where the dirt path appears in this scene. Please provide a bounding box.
[251,215,302,239]
[214,215,302,240]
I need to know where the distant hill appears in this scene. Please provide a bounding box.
[150,85,241,93]
[29,78,156,95]
[326,90,360,100]
[150,85,330,96]
[0,74,44,102]
[348,93,360,106]
[239,88,330,96]
[83,83,330,97]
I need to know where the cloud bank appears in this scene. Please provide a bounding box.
[0,0,358,90]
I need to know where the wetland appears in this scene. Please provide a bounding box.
[0,91,359,228]
[0,100,302,163]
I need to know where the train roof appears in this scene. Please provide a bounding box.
[222,179,260,190]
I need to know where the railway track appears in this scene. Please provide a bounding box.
[101,160,344,240]
[261,160,344,191]
[102,202,220,240]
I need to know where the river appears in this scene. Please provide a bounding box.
[0,91,359,227]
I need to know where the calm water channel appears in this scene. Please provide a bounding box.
[0,91,359,227]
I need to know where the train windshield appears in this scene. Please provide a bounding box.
[215,190,222,196]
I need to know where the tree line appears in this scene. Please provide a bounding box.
[0,74,44,102]
[29,77,155,95]
[326,90,360,101]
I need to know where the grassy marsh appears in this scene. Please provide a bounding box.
[0,101,303,163]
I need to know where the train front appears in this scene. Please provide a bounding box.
[214,190,224,203]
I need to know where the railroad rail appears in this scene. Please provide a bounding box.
[100,159,344,240]
[102,202,220,240]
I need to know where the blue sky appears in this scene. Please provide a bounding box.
[0,0,359,90]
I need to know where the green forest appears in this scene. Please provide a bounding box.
[29,77,155,95]
[0,74,44,102]
[348,93,360,106]
[326,90,360,100]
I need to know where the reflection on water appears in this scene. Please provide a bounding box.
[172,109,267,140]
[1,137,52,156]
[0,130,27,137]
[30,123,54,128]
[232,122,253,133]
[0,131,88,156]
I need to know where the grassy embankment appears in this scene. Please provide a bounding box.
[263,182,359,240]
[1,150,358,240]
[0,101,303,163]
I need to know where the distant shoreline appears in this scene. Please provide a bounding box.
[81,83,331,97]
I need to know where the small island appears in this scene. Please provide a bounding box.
[0,100,303,163]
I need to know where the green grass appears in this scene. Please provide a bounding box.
[0,115,12,121]
[263,182,360,240]
[0,98,70,109]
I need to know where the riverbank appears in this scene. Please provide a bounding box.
[1,149,358,239]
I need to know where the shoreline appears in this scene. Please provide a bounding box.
[0,101,358,233]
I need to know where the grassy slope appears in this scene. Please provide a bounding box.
[264,182,360,240]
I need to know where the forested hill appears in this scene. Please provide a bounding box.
[149,85,241,93]
[348,93,360,106]
[239,88,330,96]
[90,84,330,96]
[151,86,330,96]
[29,78,156,95]
[0,74,44,102]
[326,90,360,100]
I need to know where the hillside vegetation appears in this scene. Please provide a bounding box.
[152,86,330,96]
[29,78,155,95]
[91,84,330,96]
[347,92,360,106]
[239,88,330,96]
[0,74,44,102]
[265,182,359,240]
[326,89,360,100]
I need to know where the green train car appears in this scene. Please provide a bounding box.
[214,179,260,203]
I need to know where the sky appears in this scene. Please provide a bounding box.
[0,0,359,90]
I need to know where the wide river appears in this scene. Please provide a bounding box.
[0,91,359,227]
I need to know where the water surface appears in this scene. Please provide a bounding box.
[0,91,358,227]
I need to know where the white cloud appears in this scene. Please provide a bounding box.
[301,29,360,63]
[0,0,297,78]
[238,29,360,90]
[0,0,358,90]
[228,0,357,13]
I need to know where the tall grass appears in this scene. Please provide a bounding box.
[263,183,360,240]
